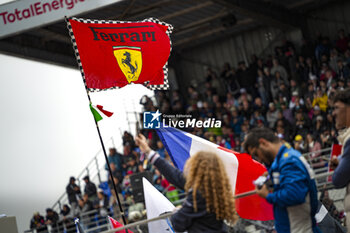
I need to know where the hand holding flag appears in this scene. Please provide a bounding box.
[135,134,151,155]
[135,134,153,169]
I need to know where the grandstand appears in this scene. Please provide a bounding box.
[24,143,346,233]
[1,0,349,232]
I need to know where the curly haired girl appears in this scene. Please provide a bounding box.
[136,134,237,233]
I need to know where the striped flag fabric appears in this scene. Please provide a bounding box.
[156,126,274,221]
[89,104,113,122]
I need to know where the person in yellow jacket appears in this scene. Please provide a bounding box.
[312,88,328,112]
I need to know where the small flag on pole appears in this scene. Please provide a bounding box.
[108,216,133,233]
[74,218,85,233]
[143,178,176,233]
[89,104,114,122]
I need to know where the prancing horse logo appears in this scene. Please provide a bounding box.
[113,46,142,83]
[121,51,138,79]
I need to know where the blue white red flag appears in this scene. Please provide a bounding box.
[156,126,274,221]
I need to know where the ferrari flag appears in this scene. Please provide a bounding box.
[66,17,173,91]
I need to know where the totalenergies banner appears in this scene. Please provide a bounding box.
[0,0,120,39]
[67,17,173,91]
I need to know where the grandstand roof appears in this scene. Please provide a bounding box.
[0,0,336,68]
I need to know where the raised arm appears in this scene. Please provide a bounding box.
[151,151,186,190]
[135,134,186,189]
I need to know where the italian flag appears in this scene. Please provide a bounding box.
[89,104,113,122]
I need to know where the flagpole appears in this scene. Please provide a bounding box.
[85,91,129,231]
[66,16,129,230]
[99,191,260,233]
[235,190,257,199]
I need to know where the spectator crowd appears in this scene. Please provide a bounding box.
[29,131,177,232]
[147,29,350,158]
[29,29,350,232]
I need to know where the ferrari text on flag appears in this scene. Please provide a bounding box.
[66,17,173,91]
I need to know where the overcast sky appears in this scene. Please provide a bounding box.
[0,53,153,232]
[0,0,154,231]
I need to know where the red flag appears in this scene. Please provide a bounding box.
[96,105,113,117]
[219,147,274,221]
[235,153,274,221]
[108,216,133,233]
[66,17,173,91]
[330,144,342,158]
[328,144,343,182]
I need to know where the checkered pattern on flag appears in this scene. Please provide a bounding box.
[66,17,173,91]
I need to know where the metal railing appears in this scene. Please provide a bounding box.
[51,104,143,213]
[27,146,347,233]
[51,136,125,213]
[302,147,334,188]
[24,208,113,233]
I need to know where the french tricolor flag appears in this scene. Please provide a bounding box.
[156,126,273,221]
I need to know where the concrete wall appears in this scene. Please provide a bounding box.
[307,1,350,41]
[174,26,298,88]
[173,0,349,89]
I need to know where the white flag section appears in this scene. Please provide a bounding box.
[188,132,239,195]
[143,178,175,233]
[157,126,239,195]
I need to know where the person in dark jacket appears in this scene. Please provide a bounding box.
[59,205,75,233]
[45,208,59,224]
[66,177,81,204]
[45,208,59,232]
[83,175,97,201]
[135,134,238,233]
[66,176,81,217]
[30,212,46,232]
[330,89,350,232]
[60,204,73,224]
[105,148,123,172]
[316,201,346,233]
